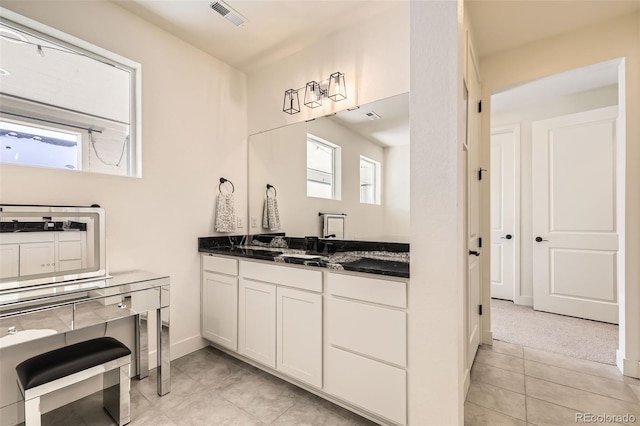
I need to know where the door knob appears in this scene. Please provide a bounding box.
[535,236,548,242]
[501,234,513,240]
[469,250,480,256]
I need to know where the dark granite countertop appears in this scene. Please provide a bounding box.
[0,221,87,233]
[198,234,409,279]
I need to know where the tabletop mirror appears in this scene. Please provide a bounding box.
[0,204,106,290]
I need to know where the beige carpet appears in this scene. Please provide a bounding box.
[491,298,618,365]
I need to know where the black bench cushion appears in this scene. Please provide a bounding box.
[16,337,131,390]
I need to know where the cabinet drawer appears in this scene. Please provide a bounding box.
[327,273,406,308]
[59,241,82,260]
[202,254,238,276]
[58,232,82,241]
[240,260,322,292]
[326,346,406,425]
[328,297,406,367]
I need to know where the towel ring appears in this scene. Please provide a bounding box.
[266,184,277,197]
[219,177,234,194]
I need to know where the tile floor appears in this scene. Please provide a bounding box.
[465,340,640,426]
[34,341,640,426]
[38,345,376,426]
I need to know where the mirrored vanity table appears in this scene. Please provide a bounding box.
[0,205,170,404]
[0,271,171,396]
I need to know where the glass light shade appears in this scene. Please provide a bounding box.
[304,81,323,108]
[283,89,300,114]
[328,72,346,102]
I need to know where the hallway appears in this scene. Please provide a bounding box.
[465,340,640,425]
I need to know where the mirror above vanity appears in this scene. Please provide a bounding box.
[0,204,106,290]
[248,92,410,243]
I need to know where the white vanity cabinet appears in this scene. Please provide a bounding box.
[201,254,239,351]
[325,272,408,425]
[0,244,19,279]
[200,253,409,424]
[0,232,86,278]
[239,260,323,388]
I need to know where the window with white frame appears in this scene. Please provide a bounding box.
[307,134,341,200]
[360,155,381,204]
[0,15,140,177]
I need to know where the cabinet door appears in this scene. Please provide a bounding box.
[58,239,83,272]
[0,244,19,279]
[238,279,276,368]
[19,242,55,276]
[202,272,238,350]
[276,287,322,388]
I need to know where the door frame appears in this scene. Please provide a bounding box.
[481,58,632,376]
[490,124,521,304]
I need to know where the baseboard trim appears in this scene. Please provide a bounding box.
[482,330,493,345]
[148,334,207,369]
[617,350,640,378]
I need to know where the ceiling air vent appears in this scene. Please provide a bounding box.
[210,1,248,27]
[365,111,382,121]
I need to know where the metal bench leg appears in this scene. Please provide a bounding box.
[103,363,131,426]
[24,396,41,426]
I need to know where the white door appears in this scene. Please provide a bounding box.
[238,279,276,367]
[276,287,322,388]
[465,47,482,379]
[532,106,619,324]
[202,271,238,350]
[490,125,519,301]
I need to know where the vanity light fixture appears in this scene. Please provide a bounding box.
[283,89,300,115]
[282,72,347,115]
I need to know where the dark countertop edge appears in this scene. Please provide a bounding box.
[199,248,410,279]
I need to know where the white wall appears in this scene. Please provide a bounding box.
[246,3,410,134]
[480,11,640,378]
[383,144,410,242]
[248,118,402,241]
[409,0,467,424]
[0,0,247,419]
[492,85,618,306]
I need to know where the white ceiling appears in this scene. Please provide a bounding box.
[113,0,405,73]
[113,0,640,73]
[491,59,620,114]
[330,92,409,147]
[466,0,640,58]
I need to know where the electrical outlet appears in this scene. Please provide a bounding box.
[251,217,258,228]
[237,217,243,228]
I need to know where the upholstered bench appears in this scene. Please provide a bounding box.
[16,337,132,426]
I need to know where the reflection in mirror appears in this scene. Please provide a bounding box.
[0,205,106,290]
[0,10,141,177]
[249,93,409,242]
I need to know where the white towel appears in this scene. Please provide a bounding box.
[262,196,280,231]
[215,193,236,233]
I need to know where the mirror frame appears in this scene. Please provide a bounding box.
[0,204,106,289]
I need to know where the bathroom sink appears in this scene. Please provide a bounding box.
[279,254,322,260]
[0,329,57,348]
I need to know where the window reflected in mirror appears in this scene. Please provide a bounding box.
[360,155,380,205]
[0,11,141,177]
[306,134,341,200]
